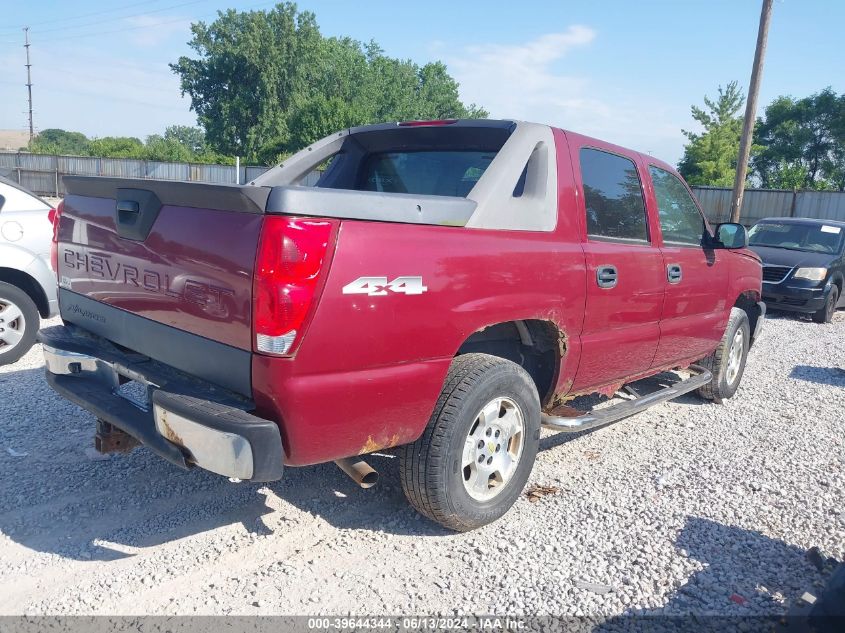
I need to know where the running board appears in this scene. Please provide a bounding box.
[541,365,712,433]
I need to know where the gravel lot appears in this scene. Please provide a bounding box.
[0,312,842,618]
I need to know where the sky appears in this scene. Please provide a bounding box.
[0,0,842,165]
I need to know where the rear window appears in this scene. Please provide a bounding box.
[359,151,494,197]
[312,124,513,196]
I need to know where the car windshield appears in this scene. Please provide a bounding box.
[748,222,844,254]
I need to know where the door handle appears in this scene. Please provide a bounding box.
[667,263,683,284]
[596,264,618,289]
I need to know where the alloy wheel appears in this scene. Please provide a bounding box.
[725,329,744,385]
[461,397,525,501]
[0,300,26,356]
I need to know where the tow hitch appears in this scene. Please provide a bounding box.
[94,419,140,454]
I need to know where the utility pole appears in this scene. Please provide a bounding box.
[729,0,774,223]
[24,27,34,145]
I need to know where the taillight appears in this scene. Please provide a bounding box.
[50,201,63,274]
[253,216,337,356]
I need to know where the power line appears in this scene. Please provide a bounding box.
[41,64,178,94]
[44,15,209,43]
[24,0,211,37]
[0,1,276,45]
[47,84,194,111]
[0,0,167,33]
[0,0,209,43]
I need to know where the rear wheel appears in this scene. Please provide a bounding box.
[696,307,750,404]
[812,285,839,324]
[399,353,540,532]
[0,282,40,366]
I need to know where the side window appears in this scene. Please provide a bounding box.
[580,148,648,243]
[649,166,706,246]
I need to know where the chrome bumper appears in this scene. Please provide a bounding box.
[39,326,283,482]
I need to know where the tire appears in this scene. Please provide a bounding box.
[0,282,40,366]
[696,307,750,404]
[812,285,839,324]
[399,353,541,532]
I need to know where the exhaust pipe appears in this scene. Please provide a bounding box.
[334,457,379,488]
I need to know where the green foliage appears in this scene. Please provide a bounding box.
[752,88,845,191]
[30,129,90,155]
[87,136,145,159]
[25,126,234,164]
[164,125,207,154]
[170,2,487,163]
[143,134,195,162]
[678,82,747,187]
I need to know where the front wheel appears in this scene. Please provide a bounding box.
[399,353,540,532]
[696,307,750,404]
[812,285,839,324]
[0,282,40,366]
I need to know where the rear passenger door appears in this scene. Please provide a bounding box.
[568,140,665,392]
[646,165,729,366]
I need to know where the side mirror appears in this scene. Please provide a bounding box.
[714,222,748,249]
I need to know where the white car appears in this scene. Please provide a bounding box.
[0,177,58,364]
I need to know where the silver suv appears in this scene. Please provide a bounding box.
[0,177,58,364]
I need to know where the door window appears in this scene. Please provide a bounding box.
[580,148,649,243]
[649,166,706,246]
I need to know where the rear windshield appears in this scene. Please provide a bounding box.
[748,222,844,254]
[360,151,494,197]
[312,124,513,197]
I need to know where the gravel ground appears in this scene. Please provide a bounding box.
[0,312,842,618]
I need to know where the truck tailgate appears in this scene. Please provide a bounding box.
[56,177,269,394]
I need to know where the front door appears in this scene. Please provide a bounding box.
[568,141,664,392]
[646,165,730,367]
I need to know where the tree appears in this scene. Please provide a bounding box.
[752,88,845,191]
[170,4,322,162]
[30,129,90,155]
[143,134,195,162]
[86,137,145,159]
[678,82,746,187]
[163,125,207,154]
[25,124,234,164]
[171,2,486,163]
[283,96,363,161]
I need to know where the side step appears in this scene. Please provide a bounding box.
[542,364,712,433]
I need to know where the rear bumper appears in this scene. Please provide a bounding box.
[38,324,283,482]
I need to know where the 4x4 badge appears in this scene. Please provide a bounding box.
[342,276,428,296]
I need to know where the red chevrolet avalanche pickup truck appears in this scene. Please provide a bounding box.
[40,120,763,531]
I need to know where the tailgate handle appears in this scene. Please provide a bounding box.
[116,199,140,225]
[114,189,162,241]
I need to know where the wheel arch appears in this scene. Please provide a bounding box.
[829,271,843,293]
[455,319,564,407]
[0,267,50,318]
[733,290,763,346]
